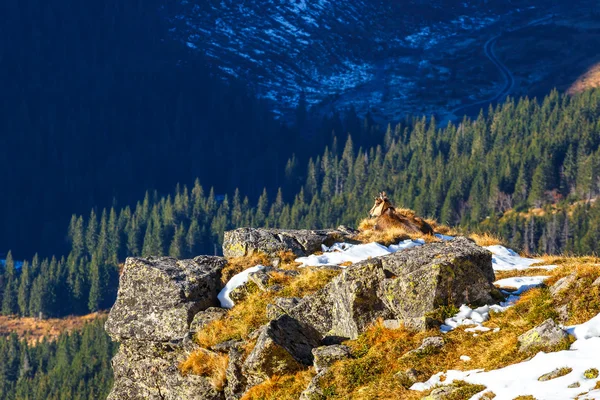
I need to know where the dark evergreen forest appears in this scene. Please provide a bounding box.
[1,0,381,260]
[4,88,600,321]
[0,319,116,400]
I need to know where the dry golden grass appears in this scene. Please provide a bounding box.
[241,371,314,400]
[356,219,441,246]
[221,253,272,284]
[0,312,106,345]
[568,62,600,95]
[196,267,341,349]
[470,233,503,247]
[245,283,575,400]
[180,349,229,391]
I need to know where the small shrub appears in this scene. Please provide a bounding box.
[584,368,599,379]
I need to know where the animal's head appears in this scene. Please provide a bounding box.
[369,192,392,217]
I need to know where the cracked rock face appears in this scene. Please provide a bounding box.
[108,339,222,400]
[105,256,227,342]
[243,315,321,388]
[106,256,228,400]
[222,227,357,258]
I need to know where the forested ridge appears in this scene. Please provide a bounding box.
[3,89,600,322]
[0,319,116,400]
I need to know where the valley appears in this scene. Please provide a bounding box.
[167,0,600,123]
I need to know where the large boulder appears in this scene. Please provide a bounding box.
[109,339,222,400]
[222,227,357,258]
[380,237,499,330]
[290,237,499,339]
[291,258,393,341]
[242,315,321,387]
[105,256,227,342]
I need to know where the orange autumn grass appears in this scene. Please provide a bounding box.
[180,349,229,391]
[243,278,582,400]
[196,267,341,350]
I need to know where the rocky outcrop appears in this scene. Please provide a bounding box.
[222,227,357,258]
[290,237,499,339]
[106,233,503,398]
[518,318,569,352]
[106,256,227,343]
[106,256,228,400]
[109,339,222,400]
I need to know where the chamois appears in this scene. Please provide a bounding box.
[369,192,434,235]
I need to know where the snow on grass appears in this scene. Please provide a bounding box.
[441,275,550,334]
[217,265,266,308]
[411,334,600,399]
[485,245,556,271]
[295,239,425,267]
[494,276,550,295]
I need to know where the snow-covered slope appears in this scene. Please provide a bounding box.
[163,0,535,119]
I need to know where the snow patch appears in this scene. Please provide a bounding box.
[485,245,556,271]
[494,276,550,295]
[412,334,600,400]
[295,239,425,267]
[217,265,266,308]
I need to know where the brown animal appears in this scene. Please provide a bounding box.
[369,192,434,235]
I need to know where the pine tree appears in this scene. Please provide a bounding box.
[17,261,31,316]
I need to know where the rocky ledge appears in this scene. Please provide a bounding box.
[106,228,501,399]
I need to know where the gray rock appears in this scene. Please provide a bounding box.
[395,368,421,387]
[312,345,351,373]
[290,258,393,341]
[266,297,302,320]
[224,347,246,400]
[382,319,402,330]
[404,337,444,358]
[550,273,576,296]
[105,256,227,342]
[299,370,327,400]
[518,318,569,353]
[555,304,570,324]
[190,307,227,333]
[109,339,223,400]
[229,283,250,304]
[290,237,499,340]
[380,237,499,330]
[211,340,243,353]
[222,227,357,258]
[243,315,321,388]
[593,276,600,287]
[538,367,572,381]
[421,385,462,400]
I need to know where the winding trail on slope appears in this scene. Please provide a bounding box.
[451,35,514,118]
[451,15,554,119]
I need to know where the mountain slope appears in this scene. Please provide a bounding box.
[165,0,548,119]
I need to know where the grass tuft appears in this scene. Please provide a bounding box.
[179,349,228,391]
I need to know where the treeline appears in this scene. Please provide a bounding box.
[0,319,116,400]
[5,89,600,318]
